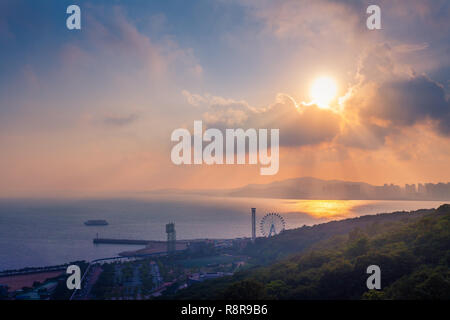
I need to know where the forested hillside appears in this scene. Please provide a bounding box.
[173,204,450,300]
[243,206,438,263]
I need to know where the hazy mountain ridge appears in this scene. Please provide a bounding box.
[147,177,450,201]
[226,177,450,200]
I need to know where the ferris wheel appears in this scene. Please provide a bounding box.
[260,213,285,237]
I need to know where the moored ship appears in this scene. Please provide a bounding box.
[84,220,108,226]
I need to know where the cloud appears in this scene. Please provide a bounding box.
[182,91,342,147]
[393,42,429,53]
[182,90,207,107]
[103,114,139,127]
[338,42,450,148]
[203,106,250,127]
[337,122,394,150]
[203,98,254,127]
[251,97,341,147]
[182,90,255,126]
[364,76,450,130]
[242,0,364,41]
[83,5,192,79]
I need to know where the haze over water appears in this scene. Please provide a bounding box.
[0,194,446,271]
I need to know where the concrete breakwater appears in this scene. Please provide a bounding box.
[93,238,190,245]
[93,238,154,245]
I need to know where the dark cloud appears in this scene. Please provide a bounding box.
[199,93,341,148]
[437,113,450,136]
[251,102,340,147]
[363,76,450,134]
[337,122,394,150]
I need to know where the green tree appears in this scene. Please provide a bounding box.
[223,280,268,300]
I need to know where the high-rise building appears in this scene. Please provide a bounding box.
[418,183,426,194]
[405,184,417,194]
[251,208,256,242]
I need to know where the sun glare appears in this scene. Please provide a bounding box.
[310,76,338,109]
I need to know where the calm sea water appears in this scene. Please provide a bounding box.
[0,194,446,271]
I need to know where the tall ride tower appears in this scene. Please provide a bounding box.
[251,208,256,242]
[166,222,176,255]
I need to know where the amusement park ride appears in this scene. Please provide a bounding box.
[259,212,286,238]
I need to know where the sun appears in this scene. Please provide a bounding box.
[310,76,338,109]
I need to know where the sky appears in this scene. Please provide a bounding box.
[0,0,449,197]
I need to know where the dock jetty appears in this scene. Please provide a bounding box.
[93,238,190,245]
[93,238,155,245]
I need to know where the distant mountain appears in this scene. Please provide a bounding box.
[226,177,450,201]
[145,176,450,201]
[227,177,369,199]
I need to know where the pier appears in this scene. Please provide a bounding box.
[93,238,155,245]
[93,238,191,245]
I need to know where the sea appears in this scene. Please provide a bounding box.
[0,193,446,271]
